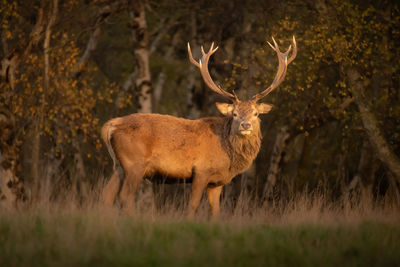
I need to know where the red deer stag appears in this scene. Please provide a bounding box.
[101,37,297,218]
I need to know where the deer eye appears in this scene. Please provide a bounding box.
[233,111,238,117]
[253,111,259,117]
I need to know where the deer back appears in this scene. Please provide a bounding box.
[105,114,233,178]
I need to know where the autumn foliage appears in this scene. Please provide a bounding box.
[0,0,399,208]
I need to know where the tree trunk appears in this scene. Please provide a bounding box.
[31,127,41,202]
[0,3,45,88]
[344,139,377,199]
[72,140,88,202]
[32,0,58,202]
[0,103,26,208]
[115,72,136,110]
[44,0,58,90]
[347,67,400,181]
[153,29,181,112]
[186,11,202,119]
[130,0,152,113]
[127,0,154,207]
[0,165,25,210]
[0,149,26,210]
[0,3,46,206]
[153,71,165,113]
[73,1,128,77]
[43,147,62,197]
[263,125,290,199]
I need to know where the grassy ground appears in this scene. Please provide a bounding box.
[1,182,400,266]
[1,200,400,267]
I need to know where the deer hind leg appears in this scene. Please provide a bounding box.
[119,165,145,214]
[102,171,121,207]
[207,185,223,219]
[102,164,124,207]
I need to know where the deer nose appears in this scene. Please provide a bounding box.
[241,122,251,130]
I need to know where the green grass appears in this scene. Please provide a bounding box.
[1,209,399,267]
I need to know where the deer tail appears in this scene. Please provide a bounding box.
[101,118,123,171]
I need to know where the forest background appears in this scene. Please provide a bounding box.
[0,0,399,211]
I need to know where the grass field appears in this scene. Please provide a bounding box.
[1,187,400,267]
[1,210,399,267]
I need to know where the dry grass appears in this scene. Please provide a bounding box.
[1,179,399,266]
[11,176,400,225]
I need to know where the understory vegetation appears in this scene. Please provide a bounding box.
[1,0,399,208]
[1,186,399,267]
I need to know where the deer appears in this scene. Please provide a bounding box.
[101,36,297,218]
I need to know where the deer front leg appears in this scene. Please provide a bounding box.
[188,174,208,219]
[207,185,223,219]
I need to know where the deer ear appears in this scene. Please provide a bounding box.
[216,102,234,116]
[257,103,273,114]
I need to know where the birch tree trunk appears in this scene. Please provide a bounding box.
[129,0,152,113]
[32,0,58,202]
[185,11,202,119]
[127,0,153,209]
[347,67,400,181]
[0,161,25,210]
[263,125,290,199]
[0,3,45,207]
[0,138,26,210]
[152,29,181,112]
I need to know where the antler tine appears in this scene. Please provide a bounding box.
[188,42,236,101]
[288,36,297,64]
[267,36,280,52]
[201,45,206,55]
[252,36,297,102]
[232,90,239,102]
[187,43,200,68]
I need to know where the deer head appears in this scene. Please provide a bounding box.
[188,37,297,136]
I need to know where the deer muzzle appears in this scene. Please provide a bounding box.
[239,122,253,135]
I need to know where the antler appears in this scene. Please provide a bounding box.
[188,42,237,102]
[252,36,297,102]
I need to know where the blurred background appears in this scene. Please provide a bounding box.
[0,0,399,209]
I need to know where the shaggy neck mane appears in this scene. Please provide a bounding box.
[222,118,262,176]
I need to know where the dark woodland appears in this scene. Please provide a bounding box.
[1,0,399,211]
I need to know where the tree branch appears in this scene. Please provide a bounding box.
[73,0,128,77]
[347,67,400,180]
[149,16,176,55]
[0,2,45,88]
[44,0,58,90]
